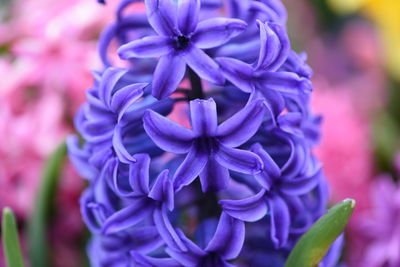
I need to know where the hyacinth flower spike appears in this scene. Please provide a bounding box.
[143,98,265,192]
[216,21,311,117]
[101,154,187,251]
[148,212,244,267]
[220,143,320,248]
[118,0,248,99]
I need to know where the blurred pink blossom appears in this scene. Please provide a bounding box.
[0,0,115,216]
[313,87,374,215]
[0,0,116,266]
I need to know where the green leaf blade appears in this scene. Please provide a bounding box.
[285,199,356,267]
[2,207,25,267]
[27,142,67,267]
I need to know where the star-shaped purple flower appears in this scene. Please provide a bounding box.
[220,142,320,248]
[102,154,187,251]
[216,21,312,117]
[118,0,247,99]
[143,98,266,192]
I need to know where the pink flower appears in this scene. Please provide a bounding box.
[0,0,118,265]
[313,87,375,215]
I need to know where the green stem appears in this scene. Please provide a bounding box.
[188,68,204,100]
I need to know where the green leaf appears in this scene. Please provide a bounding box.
[2,207,25,267]
[285,199,355,267]
[27,142,67,267]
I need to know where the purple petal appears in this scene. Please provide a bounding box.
[99,15,151,66]
[145,0,178,36]
[149,170,174,211]
[268,194,290,248]
[102,198,153,234]
[251,0,287,24]
[256,21,290,71]
[281,140,308,178]
[113,125,136,164]
[193,18,247,49]
[152,54,187,99]
[217,99,266,147]
[129,154,150,196]
[81,118,114,143]
[131,252,181,267]
[256,71,312,95]
[282,195,304,216]
[178,0,200,35]
[280,174,319,196]
[166,229,206,266]
[99,68,127,108]
[252,88,285,118]
[110,159,135,197]
[129,226,164,253]
[202,0,222,9]
[215,144,263,175]
[205,212,245,259]
[143,109,195,153]
[190,98,218,136]
[98,23,116,67]
[153,207,188,251]
[251,143,281,190]
[219,190,268,222]
[184,46,225,85]
[118,36,173,59]
[173,146,209,191]
[248,1,287,25]
[282,51,313,78]
[226,0,250,19]
[67,135,96,180]
[215,57,254,93]
[80,190,106,232]
[111,83,146,122]
[277,112,303,136]
[199,157,230,192]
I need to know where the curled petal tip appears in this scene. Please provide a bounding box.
[300,78,313,92]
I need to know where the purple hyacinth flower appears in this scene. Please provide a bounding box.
[102,154,187,251]
[216,21,311,117]
[220,143,320,248]
[77,67,148,164]
[143,98,265,192]
[165,212,245,267]
[118,0,248,99]
[71,0,340,264]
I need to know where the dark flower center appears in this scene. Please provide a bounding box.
[195,137,218,154]
[175,35,191,50]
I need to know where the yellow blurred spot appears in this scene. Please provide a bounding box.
[328,0,400,80]
[327,0,366,15]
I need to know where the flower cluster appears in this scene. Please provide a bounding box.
[69,0,342,266]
